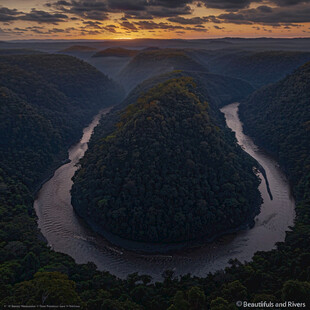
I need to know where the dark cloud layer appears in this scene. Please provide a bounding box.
[201,0,262,11]
[0,7,20,22]
[214,4,310,25]
[0,7,68,24]
[21,9,68,24]
[50,0,193,19]
[271,0,310,6]
[167,16,208,25]
[50,0,109,20]
[0,0,310,37]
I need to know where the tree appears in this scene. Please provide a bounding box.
[6,272,83,306]
[210,297,231,310]
[222,280,247,302]
[282,280,310,304]
[172,291,189,310]
[188,287,206,310]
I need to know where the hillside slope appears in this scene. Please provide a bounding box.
[0,54,123,189]
[239,61,310,192]
[71,77,261,243]
[207,50,310,88]
[122,70,254,110]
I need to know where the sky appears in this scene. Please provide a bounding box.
[0,0,310,40]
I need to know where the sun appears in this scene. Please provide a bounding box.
[115,37,134,40]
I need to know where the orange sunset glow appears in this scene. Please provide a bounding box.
[0,0,310,40]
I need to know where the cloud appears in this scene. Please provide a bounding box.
[123,12,154,19]
[149,0,194,8]
[0,25,76,36]
[210,4,310,25]
[82,20,103,29]
[135,20,179,29]
[0,7,22,22]
[133,20,208,32]
[120,21,138,31]
[0,6,68,24]
[200,0,262,11]
[0,27,10,35]
[147,6,192,17]
[107,0,146,11]
[21,9,68,24]
[104,24,119,33]
[271,0,310,6]
[167,16,208,24]
[50,0,109,20]
[0,7,21,21]
[49,0,193,20]
[2,0,310,38]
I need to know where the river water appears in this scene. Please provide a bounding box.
[34,103,295,281]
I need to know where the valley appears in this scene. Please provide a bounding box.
[1,38,309,309]
[33,101,295,280]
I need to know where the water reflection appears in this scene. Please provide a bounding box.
[34,103,295,281]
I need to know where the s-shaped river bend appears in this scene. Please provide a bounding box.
[34,103,295,281]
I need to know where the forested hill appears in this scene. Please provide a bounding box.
[121,70,254,111]
[0,54,124,190]
[71,77,261,243]
[118,49,208,92]
[192,49,310,88]
[239,61,310,196]
[0,54,123,111]
[61,45,97,52]
[88,70,254,150]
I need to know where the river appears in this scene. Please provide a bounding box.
[34,103,295,281]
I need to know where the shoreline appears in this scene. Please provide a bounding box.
[34,102,295,279]
[72,196,261,254]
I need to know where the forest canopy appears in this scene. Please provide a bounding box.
[0,54,123,190]
[71,77,261,243]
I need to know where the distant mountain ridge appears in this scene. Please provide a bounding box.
[93,47,139,58]
[205,50,310,88]
[61,45,97,52]
[0,49,44,55]
[117,49,208,92]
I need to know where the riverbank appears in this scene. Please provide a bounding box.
[73,200,261,254]
[34,102,295,280]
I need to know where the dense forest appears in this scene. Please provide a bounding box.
[71,77,261,243]
[190,49,310,88]
[0,54,123,190]
[239,61,310,208]
[1,52,310,309]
